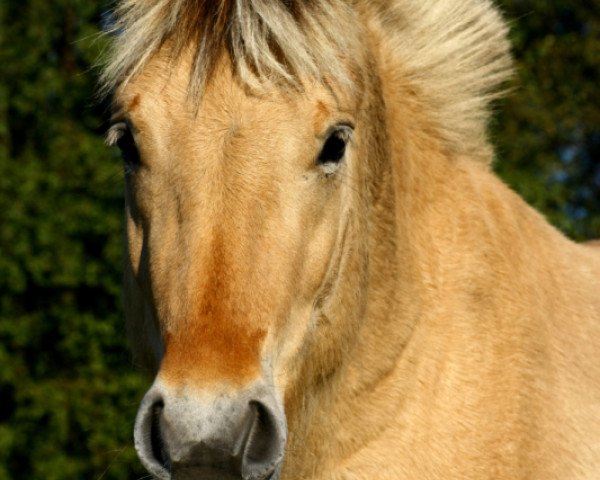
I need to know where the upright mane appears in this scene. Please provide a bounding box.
[102,0,513,161]
[371,0,513,160]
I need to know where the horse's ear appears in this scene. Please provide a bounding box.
[101,9,121,37]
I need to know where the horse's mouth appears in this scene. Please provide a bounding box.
[170,465,279,480]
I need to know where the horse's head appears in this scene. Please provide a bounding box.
[106,4,384,478]
[105,0,512,477]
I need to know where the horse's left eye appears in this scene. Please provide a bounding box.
[317,126,352,168]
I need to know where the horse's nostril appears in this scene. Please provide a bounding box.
[150,401,170,471]
[242,400,286,479]
[134,394,171,480]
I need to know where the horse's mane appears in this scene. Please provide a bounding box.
[101,0,512,161]
[375,0,513,160]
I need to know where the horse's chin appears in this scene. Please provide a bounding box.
[171,466,280,480]
[171,467,237,479]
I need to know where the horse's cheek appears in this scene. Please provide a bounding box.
[299,215,342,298]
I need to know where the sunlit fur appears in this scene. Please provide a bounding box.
[105,1,600,478]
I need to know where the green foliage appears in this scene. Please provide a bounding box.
[0,1,597,479]
[0,1,146,478]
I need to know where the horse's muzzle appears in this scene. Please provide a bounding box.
[134,380,287,480]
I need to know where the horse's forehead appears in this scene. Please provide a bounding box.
[114,53,354,142]
[116,61,255,126]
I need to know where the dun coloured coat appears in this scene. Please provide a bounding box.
[103,1,600,478]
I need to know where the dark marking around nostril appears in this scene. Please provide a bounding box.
[150,402,170,471]
[245,401,279,464]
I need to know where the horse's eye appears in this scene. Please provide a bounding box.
[317,126,352,168]
[108,121,140,171]
[117,128,140,169]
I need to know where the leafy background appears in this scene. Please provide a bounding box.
[0,1,598,479]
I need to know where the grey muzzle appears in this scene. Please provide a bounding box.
[134,380,287,480]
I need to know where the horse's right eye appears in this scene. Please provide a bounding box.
[108,121,141,171]
[117,127,140,170]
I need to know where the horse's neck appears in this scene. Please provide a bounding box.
[329,138,600,477]
[283,15,600,479]
[289,102,600,475]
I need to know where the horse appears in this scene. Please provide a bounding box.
[102,1,600,478]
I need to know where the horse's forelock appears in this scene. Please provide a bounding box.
[101,0,358,99]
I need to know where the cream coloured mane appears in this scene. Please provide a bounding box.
[102,0,512,161]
